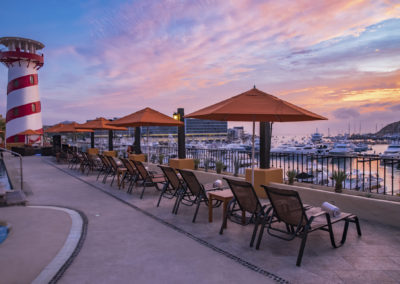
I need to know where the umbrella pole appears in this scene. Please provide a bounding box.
[251,121,255,185]
[147,127,150,166]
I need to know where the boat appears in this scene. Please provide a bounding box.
[353,143,369,153]
[329,142,355,156]
[310,130,323,144]
[380,141,400,160]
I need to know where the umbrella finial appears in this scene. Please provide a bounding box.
[253,84,256,89]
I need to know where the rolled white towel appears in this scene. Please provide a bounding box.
[213,179,223,188]
[321,202,341,217]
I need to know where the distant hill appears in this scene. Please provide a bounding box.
[376,121,400,136]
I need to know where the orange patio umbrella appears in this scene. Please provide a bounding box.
[109,107,183,158]
[186,87,327,184]
[109,107,184,127]
[78,117,127,150]
[51,122,93,133]
[44,123,64,133]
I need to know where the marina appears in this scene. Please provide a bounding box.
[58,134,400,196]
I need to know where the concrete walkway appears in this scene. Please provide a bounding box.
[3,156,277,283]
[2,156,400,283]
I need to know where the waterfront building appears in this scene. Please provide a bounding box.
[142,118,227,141]
[0,37,44,145]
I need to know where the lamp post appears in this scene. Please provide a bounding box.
[174,108,185,159]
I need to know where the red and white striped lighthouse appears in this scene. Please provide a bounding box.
[0,37,44,145]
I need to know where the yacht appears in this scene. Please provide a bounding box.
[353,143,369,153]
[329,142,355,156]
[380,142,400,160]
[310,130,323,144]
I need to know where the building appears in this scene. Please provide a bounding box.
[0,37,44,145]
[232,126,244,140]
[144,118,228,140]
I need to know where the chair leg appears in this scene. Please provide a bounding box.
[110,173,116,186]
[102,169,110,183]
[219,206,230,234]
[96,167,104,180]
[354,216,362,236]
[250,215,262,247]
[296,228,309,267]
[173,188,186,214]
[192,198,202,223]
[256,214,270,250]
[140,183,146,199]
[157,183,169,207]
[128,178,135,194]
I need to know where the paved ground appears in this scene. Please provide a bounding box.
[1,156,400,283]
[0,206,71,284]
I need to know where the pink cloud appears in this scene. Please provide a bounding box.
[31,0,400,136]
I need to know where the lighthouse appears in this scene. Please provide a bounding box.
[0,37,44,145]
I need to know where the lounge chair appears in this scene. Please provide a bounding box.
[176,169,222,223]
[97,154,112,182]
[221,178,271,247]
[103,156,120,186]
[157,165,185,211]
[131,160,166,199]
[257,185,362,266]
[121,158,139,193]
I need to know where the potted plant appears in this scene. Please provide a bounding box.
[215,160,224,174]
[204,158,210,172]
[158,154,164,165]
[286,170,297,185]
[331,171,347,193]
[194,159,200,170]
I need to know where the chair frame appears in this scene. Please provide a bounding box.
[176,169,222,223]
[120,158,139,193]
[257,185,362,266]
[157,165,186,212]
[220,178,271,247]
[131,160,166,199]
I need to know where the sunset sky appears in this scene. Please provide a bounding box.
[0,0,399,136]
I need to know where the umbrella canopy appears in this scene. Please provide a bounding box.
[78,117,127,150]
[185,87,326,122]
[109,107,183,127]
[186,87,327,184]
[47,122,93,133]
[44,123,64,133]
[17,129,42,136]
[78,117,127,131]
[110,107,183,158]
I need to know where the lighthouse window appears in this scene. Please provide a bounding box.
[14,108,19,116]
[14,136,19,142]
[30,75,34,84]
[32,103,36,112]
[13,79,19,88]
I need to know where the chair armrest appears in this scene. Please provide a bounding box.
[310,210,327,219]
